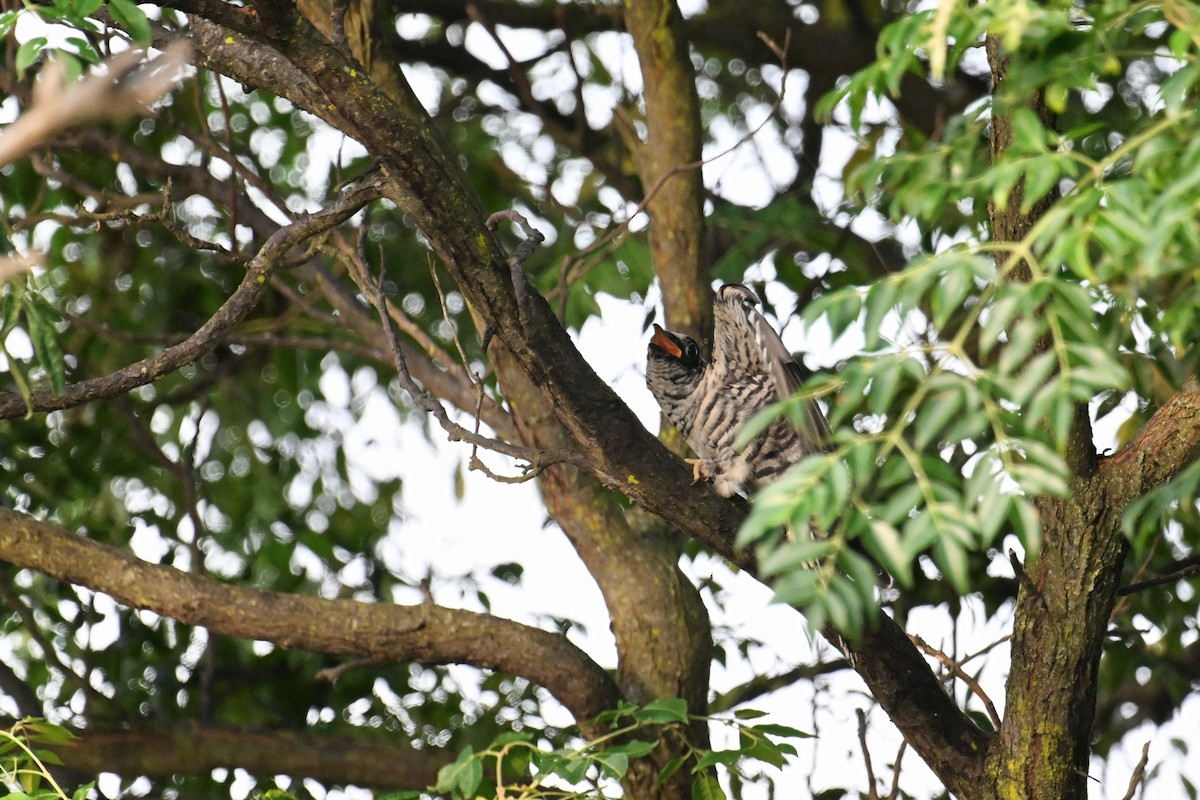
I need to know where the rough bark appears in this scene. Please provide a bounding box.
[0,509,619,723]
[622,0,708,339]
[56,724,443,789]
[981,29,1200,799]
[495,346,711,800]
[986,383,1200,798]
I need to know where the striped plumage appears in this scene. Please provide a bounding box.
[646,283,829,497]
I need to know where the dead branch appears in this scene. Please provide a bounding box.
[1120,741,1151,800]
[910,634,1002,731]
[0,43,191,168]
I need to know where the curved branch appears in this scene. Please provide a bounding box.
[0,177,387,420]
[0,509,619,723]
[1102,378,1200,499]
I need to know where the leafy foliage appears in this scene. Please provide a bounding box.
[0,718,92,800]
[390,699,810,800]
[734,0,1200,640]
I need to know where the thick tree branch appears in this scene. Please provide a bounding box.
[0,509,619,723]
[1102,379,1200,498]
[58,723,443,789]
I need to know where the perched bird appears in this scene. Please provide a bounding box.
[646,283,829,497]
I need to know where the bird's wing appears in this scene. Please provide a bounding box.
[749,306,833,446]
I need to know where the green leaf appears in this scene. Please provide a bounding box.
[759,538,835,577]
[691,772,727,800]
[769,568,820,608]
[913,387,962,449]
[435,747,480,796]
[747,722,813,739]
[692,749,742,772]
[23,298,65,395]
[1011,497,1042,559]
[595,751,629,779]
[863,518,913,586]
[656,755,687,787]
[107,0,151,44]
[16,37,48,79]
[933,535,970,595]
[608,739,658,759]
[634,697,689,725]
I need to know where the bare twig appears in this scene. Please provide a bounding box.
[1008,548,1046,610]
[887,739,907,800]
[330,0,351,50]
[1118,555,1200,596]
[958,633,1012,668]
[370,265,584,483]
[429,260,474,377]
[0,177,387,420]
[485,209,545,323]
[0,43,191,168]
[316,657,380,684]
[0,252,42,284]
[1120,741,1151,800]
[857,708,881,800]
[910,634,1002,731]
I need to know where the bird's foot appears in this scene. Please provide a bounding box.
[684,457,745,497]
[684,457,713,484]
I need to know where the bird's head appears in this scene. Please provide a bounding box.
[646,324,705,399]
[648,323,702,366]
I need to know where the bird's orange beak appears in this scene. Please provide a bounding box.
[648,323,686,357]
[649,324,682,358]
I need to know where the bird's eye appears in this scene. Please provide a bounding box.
[684,341,699,361]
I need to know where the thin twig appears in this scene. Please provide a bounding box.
[886,739,907,800]
[910,634,1002,731]
[1009,548,1046,610]
[1120,741,1151,800]
[0,177,387,420]
[957,633,1013,668]
[485,209,545,322]
[316,657,380,684]
[370,265,584,483]
[1118,555,1200,596]
[429,260,474,378]
[857,708,880,800]
[330,0,351,50]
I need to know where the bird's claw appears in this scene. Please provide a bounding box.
[684,457,709,484]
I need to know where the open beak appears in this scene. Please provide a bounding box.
[649,324,682,358]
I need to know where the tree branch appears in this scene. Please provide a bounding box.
[56,723,443,789]
[0,508,619,723]
[0,177,387,420]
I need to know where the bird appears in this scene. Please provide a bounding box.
[646,283,829,497]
